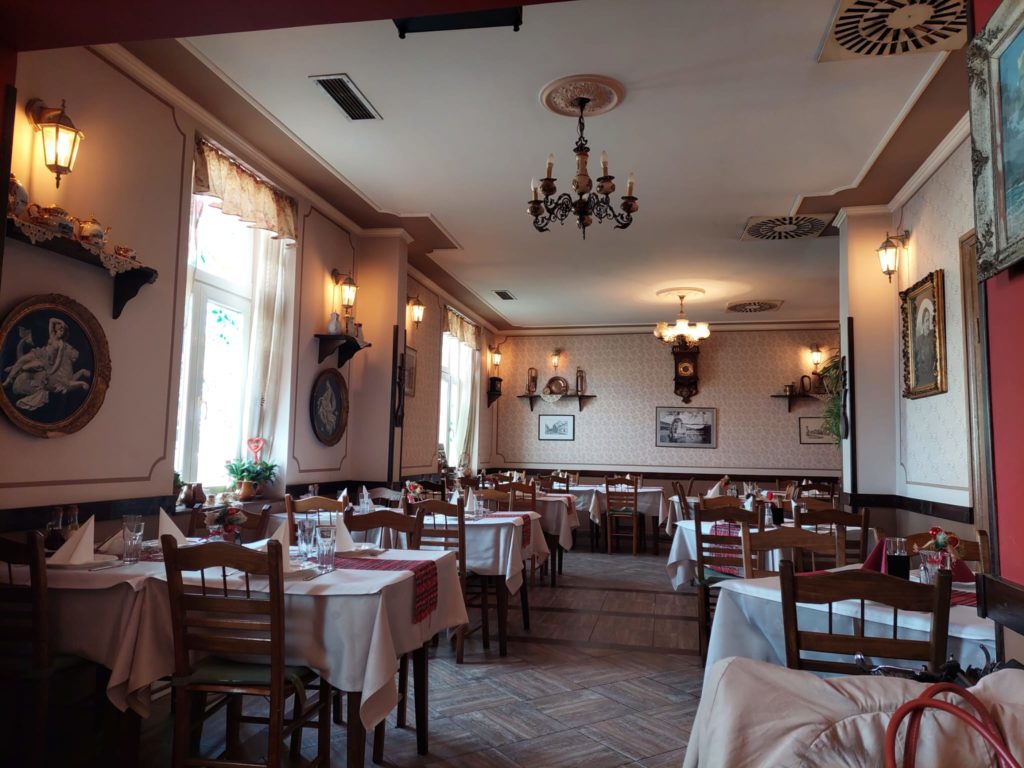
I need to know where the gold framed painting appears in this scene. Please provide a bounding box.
[899,269,946,399]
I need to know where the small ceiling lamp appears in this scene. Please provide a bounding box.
[26,99,84,188]
[877,230,908,283]
[408,296,425,326]
[810,345,823,370]
[529,75,637,240]
[653,288,711,346]
[332,270,358,314]
[551,349,561,369]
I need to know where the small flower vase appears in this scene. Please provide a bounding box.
[207,524,225,541]
[327,312,342,335]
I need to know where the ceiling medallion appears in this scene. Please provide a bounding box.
[741,215,834,241]
[529,76,637,240]
[819,0,967,61]
[653,288,711,346]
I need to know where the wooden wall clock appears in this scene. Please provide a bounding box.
[672,342,700,403]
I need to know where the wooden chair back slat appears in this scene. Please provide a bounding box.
[671,480,692,521]
[498,482,536,512]
[741,526,845,579]
[284,494,348,546]
[0,531,48,670]
[693,496,760,581]
[344,508,425,549]
[475,489,510,512]
[367,487,404,508]
[408,498,466,575]
[779,559,951,674]
[794,506,869,563]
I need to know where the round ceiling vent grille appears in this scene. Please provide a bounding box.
[741,215,831,241]
[726,300,784,314]
[828,0,967,58]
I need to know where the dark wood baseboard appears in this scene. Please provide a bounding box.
[842,492,973,525]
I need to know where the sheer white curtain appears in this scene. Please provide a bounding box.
[442,307,481,472]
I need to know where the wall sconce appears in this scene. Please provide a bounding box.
[332,269,358,314]
[408,296,425,327]
[877,230,908,283]
[26,99,84,189]
[810,344,823,371]
[490,346,503,371]
[551,349,561,369]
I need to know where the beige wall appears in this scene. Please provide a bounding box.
[400,276,442,475]
[490,329,841,475]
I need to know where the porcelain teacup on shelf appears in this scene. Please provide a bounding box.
[75,217,110,246]
[27,203,74,236]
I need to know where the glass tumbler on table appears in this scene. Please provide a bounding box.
[315,526,337,573]
[885,537,910,580]
[297,518,317,560]
[122,515,145,564]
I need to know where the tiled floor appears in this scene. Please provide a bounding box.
[140,540,702,766]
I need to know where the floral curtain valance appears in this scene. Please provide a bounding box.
[193,139,297,242]
[445,307,480,350]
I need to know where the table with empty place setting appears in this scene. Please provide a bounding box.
[570,483,669,530]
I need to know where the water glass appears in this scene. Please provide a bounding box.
[122,515,145,564]
[315,526,337,572]
[885,537,910,580]
[297,518,317,560]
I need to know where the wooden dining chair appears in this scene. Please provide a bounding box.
[417,479,446,500]
[475,488,510,512]
[740,526,845,579]
[779,559,952,675]
[187,503,271,542]
[794,506,870,564]
[605,475,640,555]
[671,480,692,521]
[795,481,835,502]
[367,486,404,509]
[499,480,541,620]
[160,537,331,768]
[284,494,347,546]
[693,496,762,665]
[904,529,992,575]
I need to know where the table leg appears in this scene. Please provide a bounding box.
[347,691,365,767]
[520,576,530,630]
[496,576,509,656]
[651,516,660,556]
[413,644,429,755]
[557,544,564,574]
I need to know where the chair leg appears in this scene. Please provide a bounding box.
[633,516,639,556]
[520,576,530,630]
[317,679,331,768]
[346,692,365,768]
[172,688,189,768]
[226,694,242,756]
[480,577,491,650]
[413,644,429,756]
[606,514,613,554]
[651,516,660,556]
[290,693,304,762]
[268,688,283,768]
[372,721,386,764]
[396,654,409,727]
[455,624,465,664]
[696,583,709,666]
[496,576,509,656]
[333,689,344,725]
[187,692,207,755]
[558,544,564,574]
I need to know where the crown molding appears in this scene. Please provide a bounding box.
[833,205,892,229]
[501,320,840,337]
[888,111,970,210]
[407,266,498,334]
[360,228,414,244]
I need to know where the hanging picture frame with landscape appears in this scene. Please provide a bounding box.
[538,414,574,441]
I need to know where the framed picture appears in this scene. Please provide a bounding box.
[656,406,717,449]
[0,293,111,438]
[538,414,574,441]
[969,2,1024,279]
[899,269,947,399]
[309,368,349,446]
[799,417,833,445]
[403,346,417,397]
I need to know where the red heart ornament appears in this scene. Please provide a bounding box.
[246,437,266,462]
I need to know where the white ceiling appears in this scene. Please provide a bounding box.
[186,0,943,329]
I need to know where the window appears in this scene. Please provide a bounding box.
[438,321,478,471]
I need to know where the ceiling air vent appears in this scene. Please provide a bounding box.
[311,74,380,120]
[741,214,834,241]
[819,0,967,61]
[494,290,516,301]
[727,300,784,314]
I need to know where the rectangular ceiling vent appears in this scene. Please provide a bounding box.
[311,74,380,120]
[494,290,516,301]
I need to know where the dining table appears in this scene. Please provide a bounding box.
[19,542,468,766]
[570,484,669,530]
[534,492,579,585]
[702,567,996,687]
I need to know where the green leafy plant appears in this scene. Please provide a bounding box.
[819,353,843,444]
[225,458,277,485]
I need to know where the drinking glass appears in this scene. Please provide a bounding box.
[297,518,317,560]
[122,515,145,564]
[885,537,910,580]
[44,507,65,551]
[315,526,337,573]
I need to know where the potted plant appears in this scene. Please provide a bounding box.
[172,469,184,502]
[819,353,843,444]
[225,458,278,500]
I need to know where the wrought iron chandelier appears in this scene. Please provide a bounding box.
[653,288,711,346]
[528,96,638,239]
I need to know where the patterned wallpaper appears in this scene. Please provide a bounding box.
[491,329,841,473]
[400,278,442,474]
[898,140,972,499]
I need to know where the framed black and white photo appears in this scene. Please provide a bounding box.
[900,269,947,399]
[656,406,716,449]
[969,1,1024,278]
[538,414,574,441]
[798,417,832,445]
[403,346,417,397]
[309,368,348,446]
[0,293,111,438]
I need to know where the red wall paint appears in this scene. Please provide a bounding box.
[973,0,1002,29]
[987,268,1024,584]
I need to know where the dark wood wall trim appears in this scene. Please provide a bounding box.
[842,493,973,525]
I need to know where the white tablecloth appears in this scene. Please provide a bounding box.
[450,512,547,594]
[570,485,668,529]
[28,548,466,728]
[704,571,996,687]
[535,493,580,550]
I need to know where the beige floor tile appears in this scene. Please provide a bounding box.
[591,677,692,711]
[450,701,566,746]
[430,681,521,718]
[533,688,636,728]
[590,614,655,646]
[654,592,698,617]
[580,712,688,761]
[498,731,632,768]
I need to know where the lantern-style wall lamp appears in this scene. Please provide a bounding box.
[333,269,358,314]
[26,99,84,189]
[877,230,909,283]
[810,344,823,371]
[408,296,425,327]
[551,349,561,369]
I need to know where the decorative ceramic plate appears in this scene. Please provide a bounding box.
[545,376,569,395]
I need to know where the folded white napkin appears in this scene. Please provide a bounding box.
[335,516,356,553]
[159,508,187,546]
[266,519,296,572]
[97,526,124,556]
[338,488,349,505]
[361,485,369,500]
[706,481,721,498]
[449,489,460,505]
[465,488,477,513]
[50,516,95,565]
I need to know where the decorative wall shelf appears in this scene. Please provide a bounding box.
[518,393,596,412]
[314,333,371,368]
[6,218,158,319]
[770,392,814,412]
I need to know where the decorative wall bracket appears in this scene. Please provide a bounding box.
[314,333,371,368]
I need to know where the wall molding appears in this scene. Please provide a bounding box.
[500,321,840,337]
[888,113,970,211]
[843,492,972,524]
